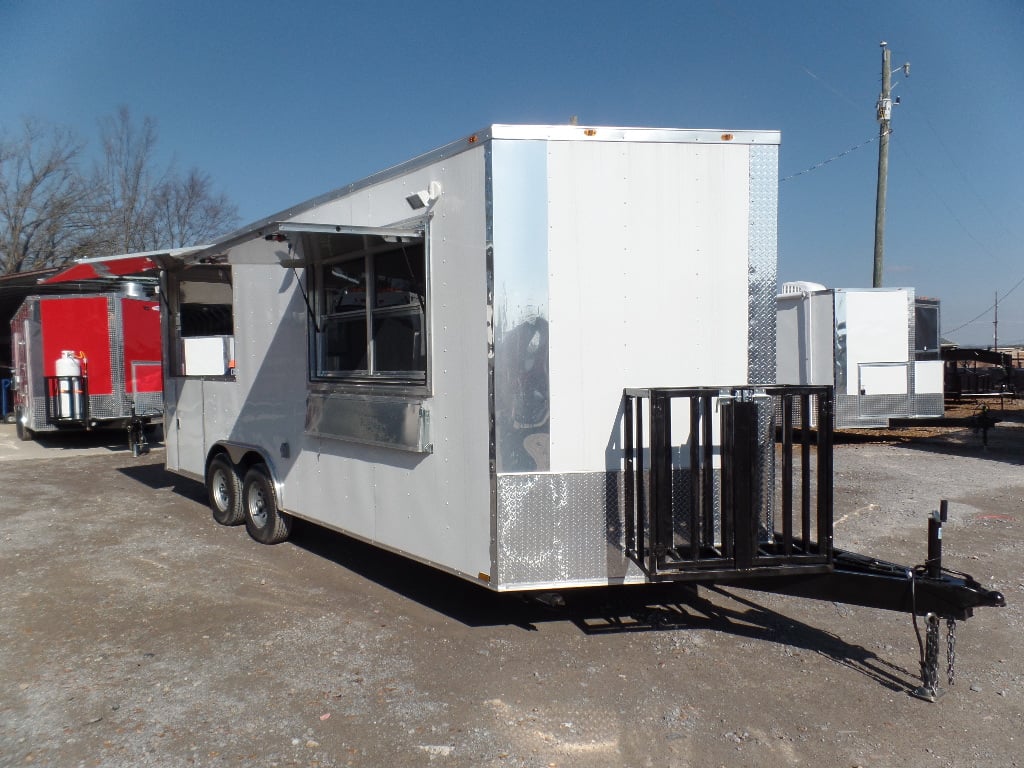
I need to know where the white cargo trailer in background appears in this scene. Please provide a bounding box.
[776,282,943,428]
[146,124,782,591]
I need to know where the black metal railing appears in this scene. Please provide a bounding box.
[623,385,834,581]
[44,375,89,424]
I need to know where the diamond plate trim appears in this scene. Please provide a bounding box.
[748,144,779,385]
[108,298,129,415]
[835,393,908,428]
[496,472,644,588]
[914,393,944,418]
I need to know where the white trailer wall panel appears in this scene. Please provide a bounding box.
[283,146,493,579]
[840,290,910,396]
[545,141,753,472]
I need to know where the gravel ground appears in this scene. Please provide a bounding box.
[0,407,1021,768]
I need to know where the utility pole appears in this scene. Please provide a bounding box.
[993,291,999,351]
[873,42,910,288]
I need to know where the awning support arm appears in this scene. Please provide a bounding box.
[291,267,319,334]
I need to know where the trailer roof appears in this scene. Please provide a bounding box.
[191,123,781,262]
[40,124,781,277]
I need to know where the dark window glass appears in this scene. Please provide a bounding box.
[312,234,426,383]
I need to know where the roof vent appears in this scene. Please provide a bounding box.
[780,280,827,295]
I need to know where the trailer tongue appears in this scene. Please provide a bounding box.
[622,385,1005,700]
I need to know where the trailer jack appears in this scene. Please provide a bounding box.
[127,406,149,457]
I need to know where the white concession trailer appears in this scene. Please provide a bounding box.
[776,282,944,428]
[46,126,1005,696]
[158,124,782,590]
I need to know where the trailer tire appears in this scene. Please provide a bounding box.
[207,455,244,526]
[242,464,292,545]
[14,407,31,442]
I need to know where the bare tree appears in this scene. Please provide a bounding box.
[89,107,165,254]
[89,107,238,252]
[152,168,239,248]
[0,120,89,274]
[1,109,239,273]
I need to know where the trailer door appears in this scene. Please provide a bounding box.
[163,266,234,478]
[11,319,29,410]
[858,362,909,396]
[166,377,207,476]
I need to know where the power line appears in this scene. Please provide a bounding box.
[917,109,1018,243]
[712,0,863,113]
[945,272,1024,335]
[781,132,885,182]
[893,140,1009,271]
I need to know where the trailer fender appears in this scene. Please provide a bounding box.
[209,442,285,510]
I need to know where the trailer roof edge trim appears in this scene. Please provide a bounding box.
[486,124,780,144]
[276,222,423,238]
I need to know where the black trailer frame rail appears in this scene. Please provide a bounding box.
[623,385,834,581]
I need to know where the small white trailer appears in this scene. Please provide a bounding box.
[776,282,943,428]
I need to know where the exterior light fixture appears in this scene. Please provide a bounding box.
[406,181,443,210]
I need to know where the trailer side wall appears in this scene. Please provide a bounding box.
[166,144,495,584]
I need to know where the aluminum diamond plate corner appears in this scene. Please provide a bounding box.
[748,144,779,385]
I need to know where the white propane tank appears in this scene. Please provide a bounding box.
[55,351,83,418]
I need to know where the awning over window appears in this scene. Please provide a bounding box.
[263,222,426,267]
[40,246,208,284]
[39,219,427,279]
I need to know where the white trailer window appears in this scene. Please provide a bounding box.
[167,266,235,377]
[309,232,427,383]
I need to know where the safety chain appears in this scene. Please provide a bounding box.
[947,617,957,686]
[922,614,941,693]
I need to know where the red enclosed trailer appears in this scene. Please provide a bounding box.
[10,289,162,442]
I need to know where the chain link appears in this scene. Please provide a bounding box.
[947,617,957,686]
[922,614,941,693]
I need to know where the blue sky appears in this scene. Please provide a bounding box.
[2,0,1021,346]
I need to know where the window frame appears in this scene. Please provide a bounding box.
[914,300,941,361]
[303,223,430,392]
[165,265,236,380]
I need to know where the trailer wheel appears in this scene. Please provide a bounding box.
[14,407,31,442]
[242,464,292,545]
[207,455,243,526]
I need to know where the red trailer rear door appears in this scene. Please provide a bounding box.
[121,298,162,394]
[39,297,113,396]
